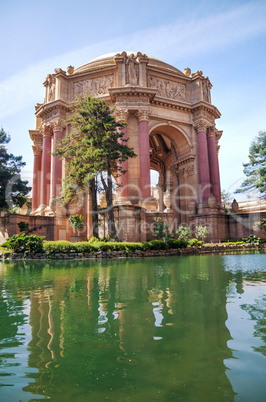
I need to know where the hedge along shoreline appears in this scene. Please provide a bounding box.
[1,238,266,260]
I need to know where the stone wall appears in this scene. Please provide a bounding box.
[0,214,54,244]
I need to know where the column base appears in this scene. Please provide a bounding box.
[115,196,132,206]
[33,204,55,217]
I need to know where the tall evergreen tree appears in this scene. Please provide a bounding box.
[0,127,31,211]
[54,95,136,239]
[236,131,266,198]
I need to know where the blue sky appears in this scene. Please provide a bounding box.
[1,0,266,201]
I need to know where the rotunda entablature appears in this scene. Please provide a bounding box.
[41,51,219,121]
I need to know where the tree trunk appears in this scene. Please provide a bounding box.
[89,177,98,238]
[100,169,116,239]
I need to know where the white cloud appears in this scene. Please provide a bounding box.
[0,1,265,121]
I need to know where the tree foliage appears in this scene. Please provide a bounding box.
[54,95,136,239]
[236,131,266,197]
[0,128,31,211]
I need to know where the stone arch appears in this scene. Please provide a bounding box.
[149,123,196,222]
[149,122,192,154]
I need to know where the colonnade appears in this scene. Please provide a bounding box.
[195,122,221,204]
[31,124,64,214]
[31,116,221,214]
[117,109,151,199]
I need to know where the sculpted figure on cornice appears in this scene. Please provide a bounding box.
[202,77,212,103]
[45,74,56,102]
[73,75,114,98]
[126,54,139,85]
[148,75,186,101]
[115,52,148,86]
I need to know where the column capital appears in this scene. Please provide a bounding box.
[137,109,150,122]
[32,145,42,156]
[115,108,128,122]
[52,122,64,133]
[41,124,53,137]
[193,119,209,133]
[30,130,43,147]
[206,126,216,138]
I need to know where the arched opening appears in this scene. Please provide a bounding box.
[149,124,195,221]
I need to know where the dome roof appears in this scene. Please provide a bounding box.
[74,51,184,76]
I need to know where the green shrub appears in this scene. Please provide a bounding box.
[88,237,100,244]
[188,238,203,246]
[3,234,44,255]
[43,241,74,255]
[244,234,261,245]
[69,214,85,233]
[175,226,192,241]
[146,240,166,250]
[18,221,29,233]
[195,225,209,241]
[74,242,97,253]
[167,239,188,249]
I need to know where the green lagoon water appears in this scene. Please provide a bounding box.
[0,253,265,401]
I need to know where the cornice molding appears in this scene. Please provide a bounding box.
[109,86,157,102]
[29,130,43,146]
[191,101,221,119]
[35,99,70,119]
[173,155,195,167]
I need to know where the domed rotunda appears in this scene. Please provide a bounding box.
[29,51,225,242]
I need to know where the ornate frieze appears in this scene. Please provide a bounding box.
[73,75,114,97]
[43,108,59,120]
[116,96,149,104]
[176,164,195,179]
[148,75,187,101]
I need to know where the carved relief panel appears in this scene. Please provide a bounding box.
[148,75,187,101]
[73,75,114,98]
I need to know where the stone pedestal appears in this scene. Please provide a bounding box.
[139,197,157,212]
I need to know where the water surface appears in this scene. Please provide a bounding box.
[0,253,265,401]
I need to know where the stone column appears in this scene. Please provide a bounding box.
[158,172,165,212]
[40,125,52,206]
[32,145,42,211]
[116,110,129,198]
[138,110,151,198]
[51,124,63,204]
[207,128,221,204]
[195,121,211,201]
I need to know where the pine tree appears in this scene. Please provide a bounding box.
[0,127,31,211]
[54,95,136,239]
[236,131,266,197]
